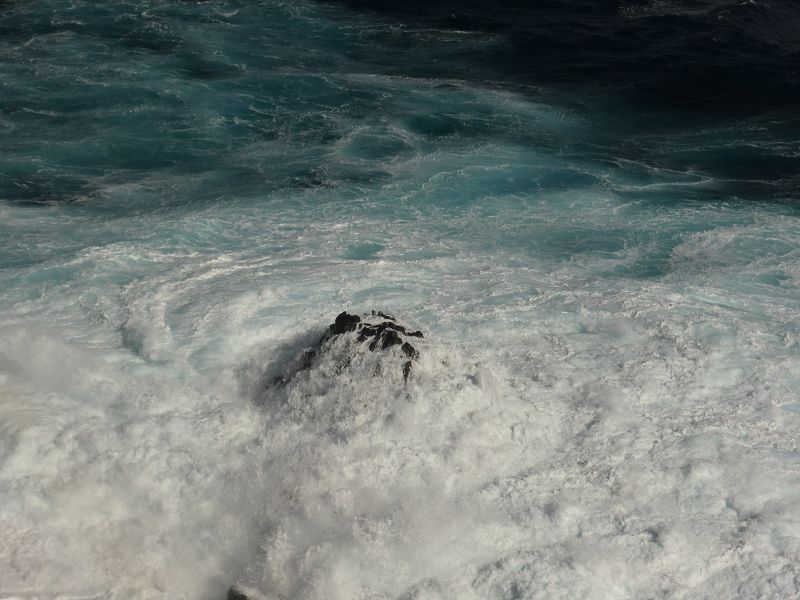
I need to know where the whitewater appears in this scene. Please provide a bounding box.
[1,1,799,598]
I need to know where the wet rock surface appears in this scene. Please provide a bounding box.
[329,310,423,381]
[315,310,423,382]
[227,587,249,600]
[227,585,265,600]
[269,310,424,386]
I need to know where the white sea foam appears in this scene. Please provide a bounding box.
[1,189,798,599]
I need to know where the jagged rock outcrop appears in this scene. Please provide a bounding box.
[325,310,423,381]
[271,310,424,387]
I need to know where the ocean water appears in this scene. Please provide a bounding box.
[1,1,800,598]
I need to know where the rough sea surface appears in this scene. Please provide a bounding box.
[1,1,799,598]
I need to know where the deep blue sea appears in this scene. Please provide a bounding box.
[1,1,800,598]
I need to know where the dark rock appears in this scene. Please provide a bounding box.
[331,311,361,335]
[227,586,250,600]
[359,321,406,340]
[331,311,423,380]
[365,328,404,352]
[383,322,407,334]
[381,329,403,350]
[273,311,424,387]
[401,342,418,360]
[358,325,379,340]
[403,360,413,381]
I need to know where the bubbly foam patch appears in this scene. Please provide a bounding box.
[2,192,800,599]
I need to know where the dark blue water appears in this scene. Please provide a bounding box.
[1,2,799,599]
[334,0,800,105]
[2,0,799,213]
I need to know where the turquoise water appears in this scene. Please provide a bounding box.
[1,1,799,598]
